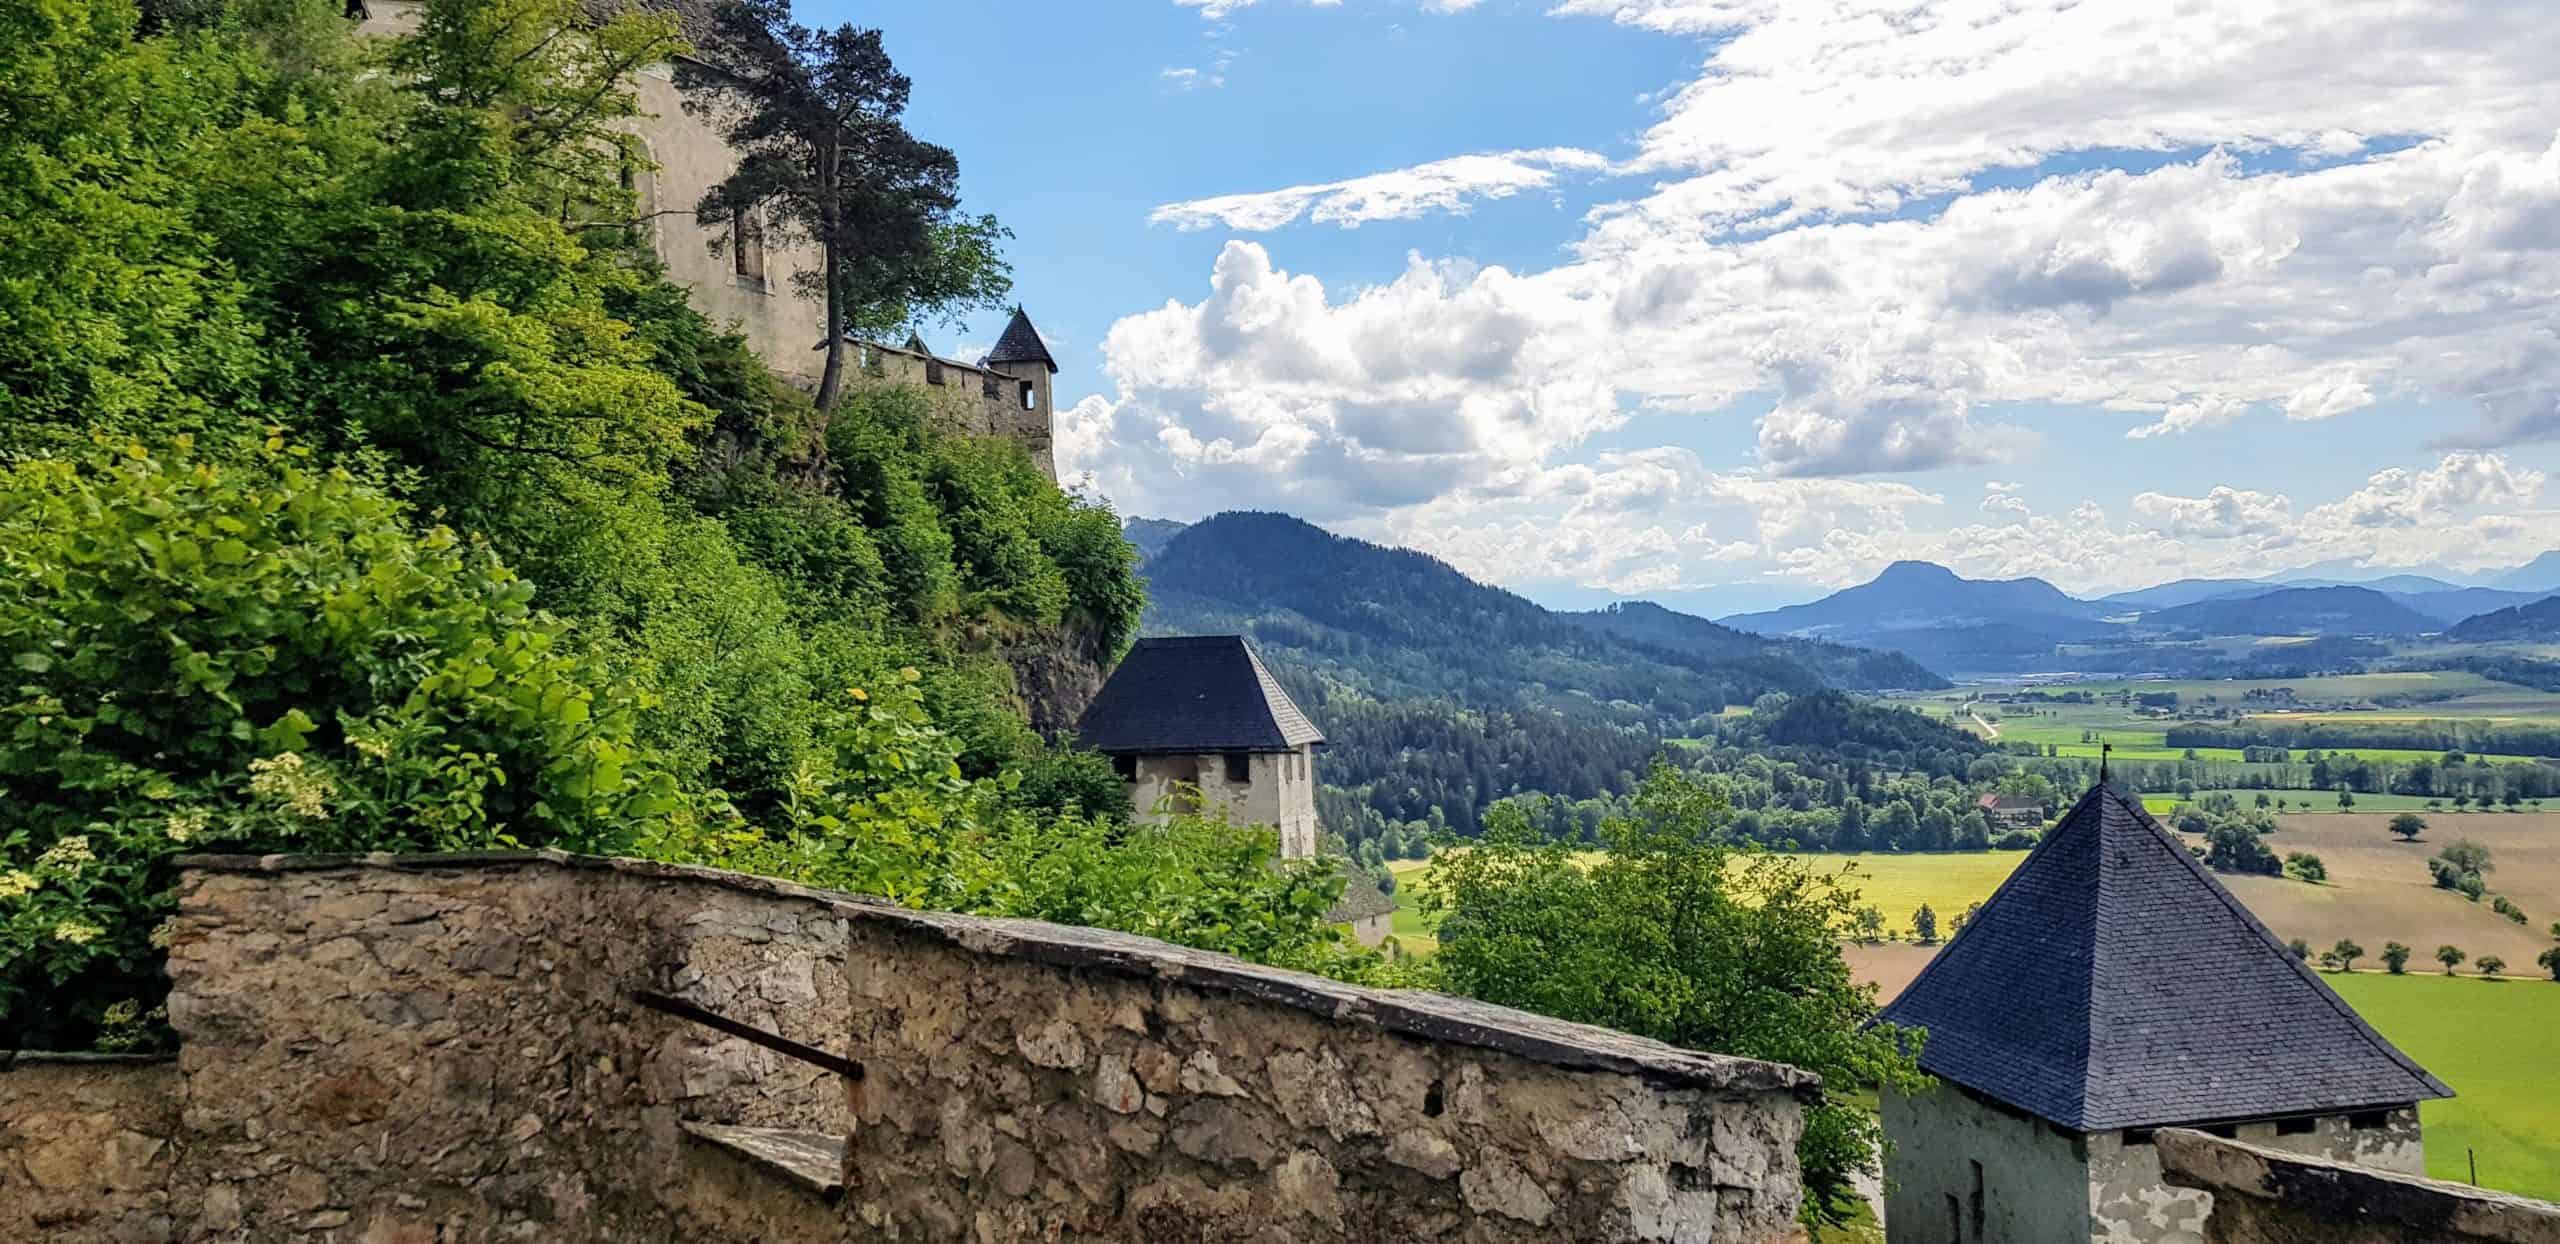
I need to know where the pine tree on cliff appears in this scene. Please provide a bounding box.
[678,0,1011,414]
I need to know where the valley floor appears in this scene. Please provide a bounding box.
[1387,812,2560,1204]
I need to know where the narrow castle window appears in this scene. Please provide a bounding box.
[1968,1160,1984,1240]
[732,208,767,287]
[2123,1128,2155,1146]
[1944,1195,1960,1244]
[1020,380,1038,411]
[2277,1116,2318,1136]
[2349,1110,2390,1131]
[1111,754,1136,781]
[1223,753,1251,784]
[925,356,945,386]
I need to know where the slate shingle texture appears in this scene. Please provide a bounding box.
[985,307,1058,373]
[1075,636,1325,755]
[1877,782,2451,1132]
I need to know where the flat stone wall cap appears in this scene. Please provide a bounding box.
[2,1050,179,1069]
[179,851,1819,1097]
[2157,1129,2560,1243]
[868,902,1820,1096]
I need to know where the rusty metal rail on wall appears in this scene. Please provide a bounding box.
[629,990,864,1081]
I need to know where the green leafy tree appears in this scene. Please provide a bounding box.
[2537,946,2560,982]
[2438,944,2467,975]
[677,0,1010,413]
[2288,937,2311,963]
[0,437,674,1049]
[2206,820,2281,876]
[2382,942,2412,974]
[1422,764,1927,1229]
[2438,839,2495,879]
[1910,903,1940,945]
[2476,955,2506,980]
[2327,939,2363,973]
[1852,905,1887,945]
[2285,852,2328,884]
[2389,812,2427,842]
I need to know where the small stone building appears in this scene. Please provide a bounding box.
[1876,781,2451,1244]
[1077,636,1326,860]
[1323,864,1399,947]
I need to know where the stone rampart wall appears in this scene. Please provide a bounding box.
[2157,1129,2560,1243]
[161,853,856,1241]
[5,851,1817,1242]
[837,904,1815,1242]
[0,1053,182,1242]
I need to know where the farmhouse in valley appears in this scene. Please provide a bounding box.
[349,0,1061,478]
[1974,791,2048,829]
[1876,781,2452,1244]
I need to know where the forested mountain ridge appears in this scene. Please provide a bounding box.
[1141,512,1945,715]
[1562,600,1946,692]
[2447,594,2560,642]
[1136,512,1949,833]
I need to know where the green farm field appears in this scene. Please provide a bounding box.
[1920,674,2560,771]
[2326,973,2560,1201]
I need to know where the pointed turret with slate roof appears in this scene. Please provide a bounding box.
[985,306,1058,374]
[1880,780,2450,1131]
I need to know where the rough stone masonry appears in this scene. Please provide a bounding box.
[1,851,1820,1242]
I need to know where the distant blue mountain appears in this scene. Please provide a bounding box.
[2447,594,2560,642]
[2489,551,2560,593]
[1722,561,2109,635]
[2091,578,2270,611]
[2142,586,2438,637]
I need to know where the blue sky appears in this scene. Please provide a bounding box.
[803,0,2560,615]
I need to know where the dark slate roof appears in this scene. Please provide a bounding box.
[1322,862,1398,923]
[1876,782,2450,1132]
[1075,636,1323,754]
[985,307,1058,374]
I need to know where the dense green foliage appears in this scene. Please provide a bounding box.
[2167,718,2560,760]
[0,0,1214,1051]
[1319,686,2027,858]
[1419,764,1929,1230]
[0,0,1142,809]
[1,440,676,1048]
[2094,746,2560,804]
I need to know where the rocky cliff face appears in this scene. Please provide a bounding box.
[1001,622,1116,737]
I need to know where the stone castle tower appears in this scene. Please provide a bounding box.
[1874,781,2448,1244]
[350,0,1060,479]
